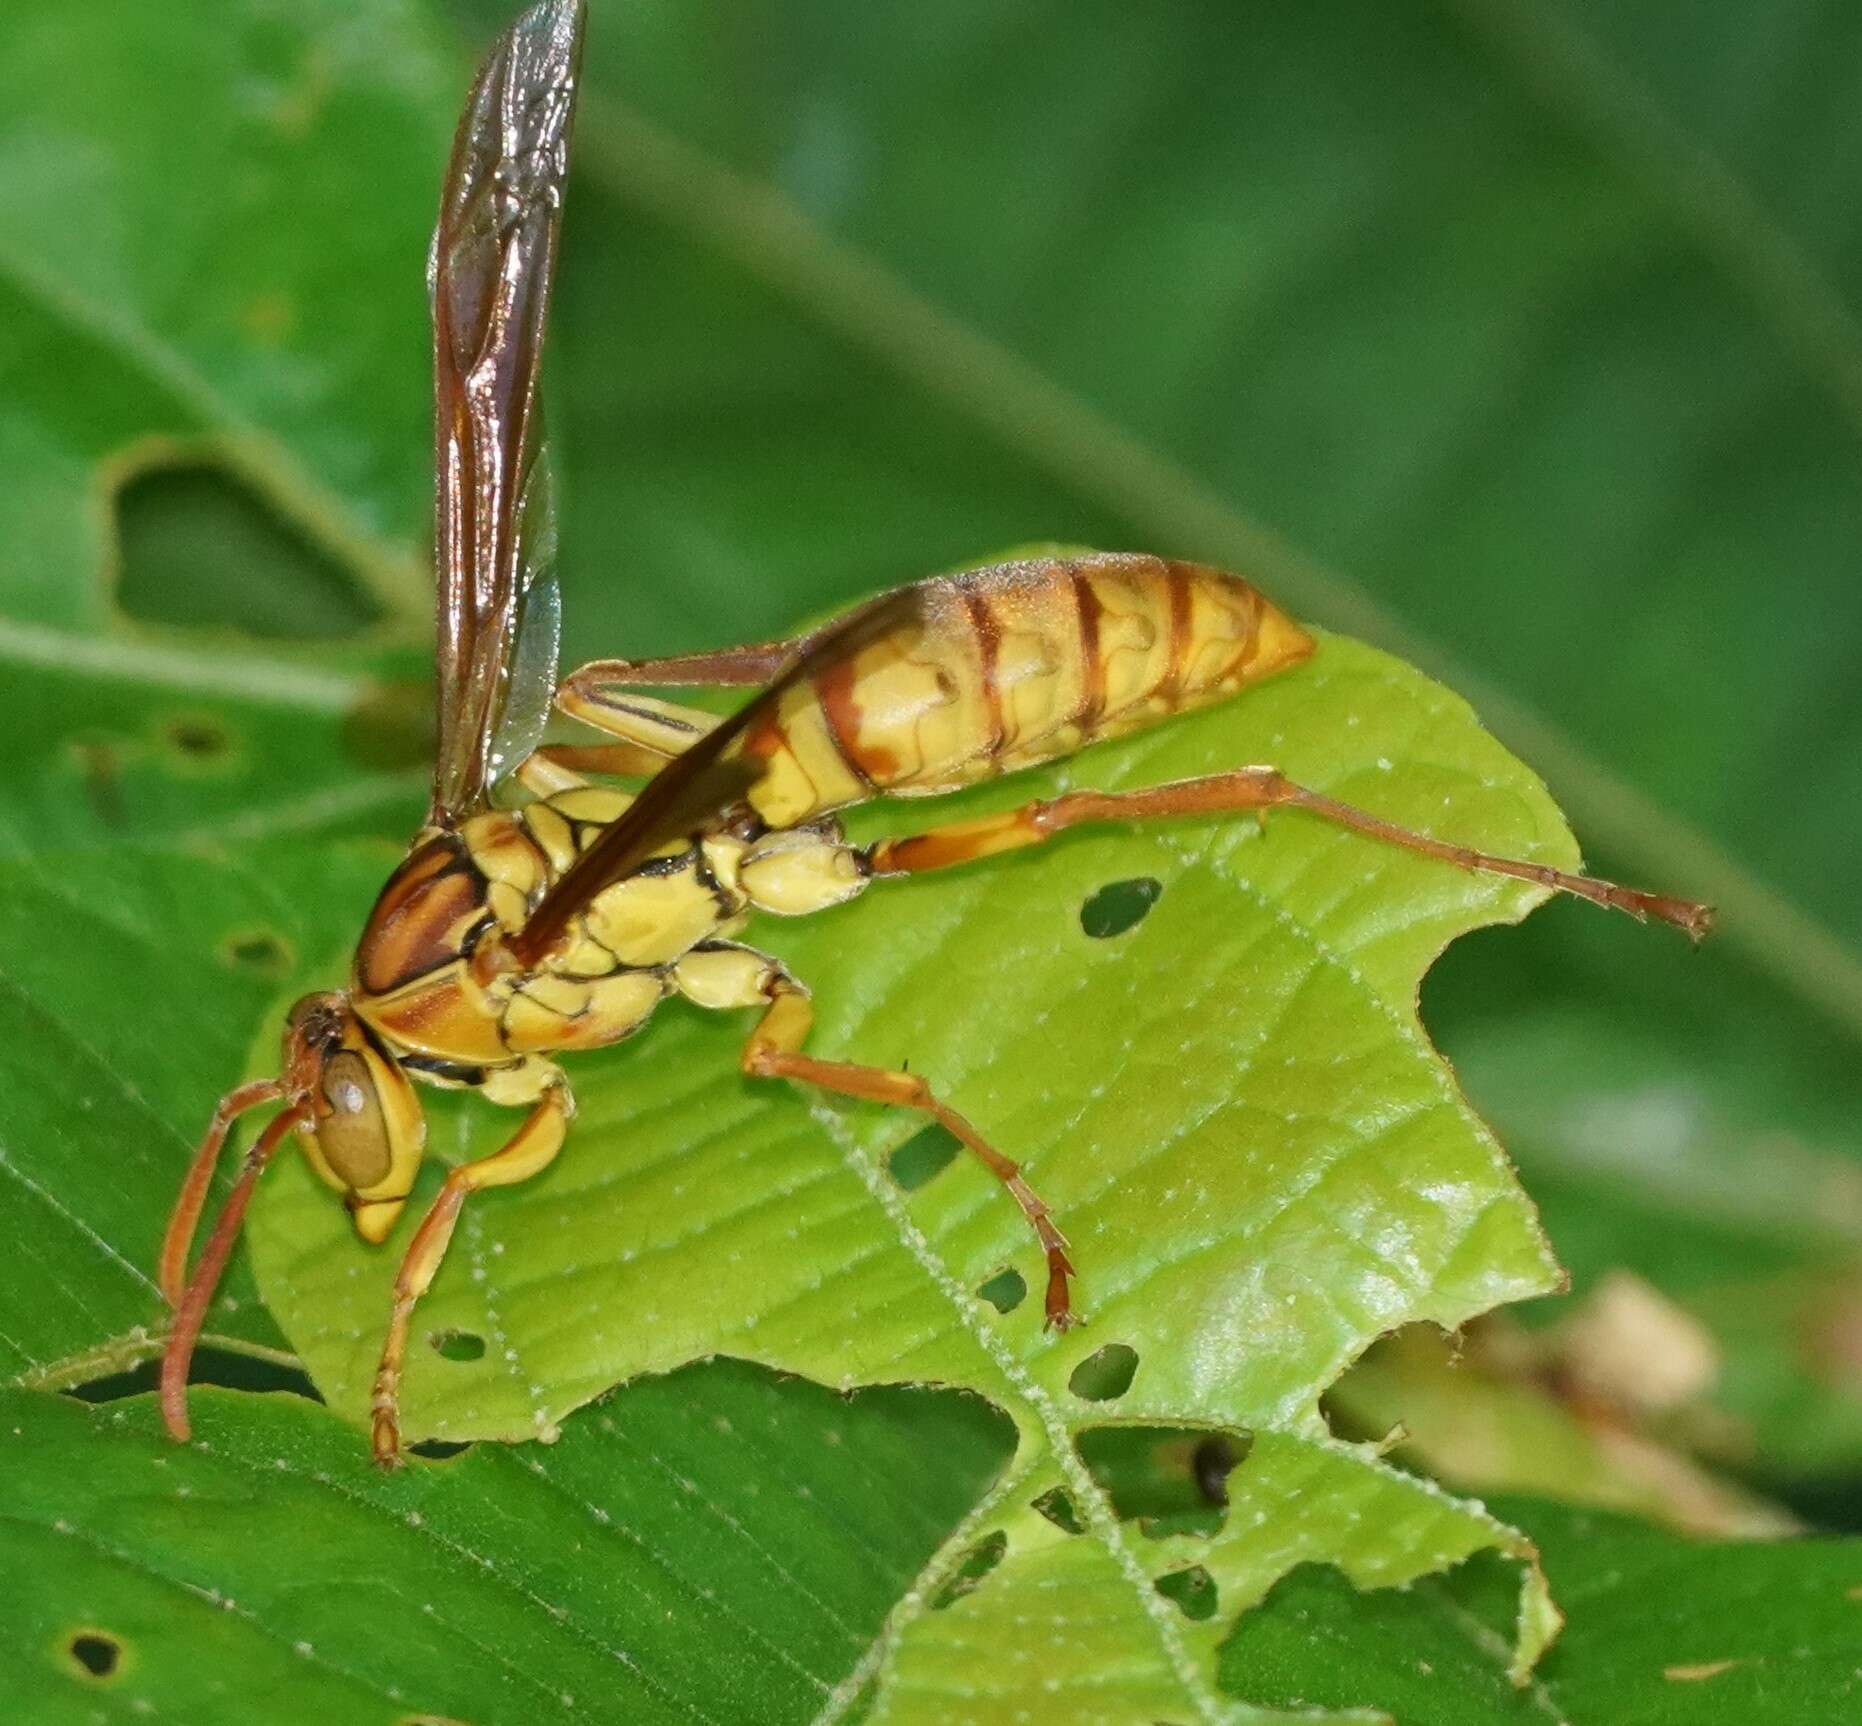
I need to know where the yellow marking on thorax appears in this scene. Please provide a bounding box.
[503,968,666,1054]
[581,848,745,967]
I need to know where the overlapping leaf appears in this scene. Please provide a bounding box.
[0,1370,1011,1725]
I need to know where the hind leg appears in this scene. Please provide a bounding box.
[863,768,1712,936]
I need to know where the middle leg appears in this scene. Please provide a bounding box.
[731,968,1078,1329]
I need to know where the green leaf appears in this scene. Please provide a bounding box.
[0,834,409,1381]
[0,1371,1010,1726]
[0,0,438,634]
[1,0,1855,1720]
[231,625,1572,1715]
[1220,1493,1862,1724]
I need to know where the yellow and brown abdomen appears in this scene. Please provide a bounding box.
[740,553,1313,827]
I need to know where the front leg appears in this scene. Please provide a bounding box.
[371,1074,573,1467]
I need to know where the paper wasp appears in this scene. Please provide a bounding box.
[157,0,1712,1466]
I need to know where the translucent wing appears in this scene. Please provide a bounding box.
[508,587,923,966]
[429,0,584,824]
[485,446,562,789]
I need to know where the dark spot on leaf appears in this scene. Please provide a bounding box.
[1080,876,1162,938]
[66,1631,121,1679]
[343,677,436,771]
[219,928,294,978]
[977,1267,1026,1313]
[408,1439,474,1462]
[1075,1425,1253,1535]
[1031,1486,1083,1534]
[429,1329,487,1363]
[1193,1435,1240,1506]
[930,1528,1007,1609]
[889,1123,960,1191]
[65,733,128,824]
[164,715,231,759]
[115,455,380,639]
[1068,1342,1138,1401]
[1155,1564,1218,1621]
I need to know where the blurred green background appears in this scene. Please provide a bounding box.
[3,0,1861,1706]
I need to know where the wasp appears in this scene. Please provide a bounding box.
[157,0,1712,1466]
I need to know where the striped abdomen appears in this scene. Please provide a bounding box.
[742,553,1313,827]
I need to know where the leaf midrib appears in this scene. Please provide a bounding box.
[801,1095,1242,1726]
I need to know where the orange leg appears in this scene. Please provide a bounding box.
[552,637,807,766]
[866,768,1713,937]
[563,640,798,692]
[514,741,673,797]
[158,1078,286,1306]
[370,1084,572,1467]
[160,1098,310,1441]
[742,984,1078,1329]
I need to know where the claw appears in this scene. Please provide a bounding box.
[372,1411,405,1470]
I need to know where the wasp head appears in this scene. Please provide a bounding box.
[285,993,428,1243]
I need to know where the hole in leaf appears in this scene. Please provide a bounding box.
[1068,1343,1138,1402]
[1075,1425,1253,1536]
[1155,1564,1219,1622]
[1193,1435,1240,1506]
[1079,876,1162,939]
[1031,1486,1083,1534]
[407,1438,474,1462]
[66,1631,122,1679]
[889,1123,960,1192]
[68,1346,320,1408]
[116,459,380,639]
[219,928,294,979]
[930,1528,1007,1609]
[429,1329,486,1363]
[343,677,436,771]
[977,1267,1026,1313]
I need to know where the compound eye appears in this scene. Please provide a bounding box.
[316,1050,392,1189]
